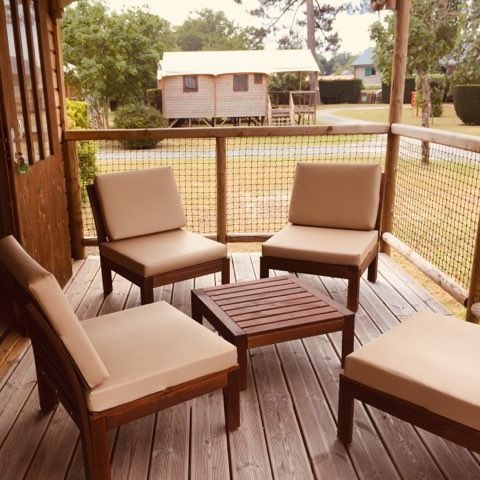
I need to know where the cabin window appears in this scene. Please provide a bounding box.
[254,74,262,84]
[3,0,52,164]
[233,74,248,92]
[365,67,376,77]
[183,75,198,92]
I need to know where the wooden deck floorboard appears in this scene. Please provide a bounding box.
[0,253,478,480]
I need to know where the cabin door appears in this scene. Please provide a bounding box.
[0,0,72,285]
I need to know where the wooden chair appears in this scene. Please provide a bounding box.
[88,167,230,305]
[260,163,384,311]
[0,235,240,480]
[338,311,480,452]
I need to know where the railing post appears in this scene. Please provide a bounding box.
[467,212,480,323]
[216,137,227,244]
[64,140,85,259]
[380,0,411,254]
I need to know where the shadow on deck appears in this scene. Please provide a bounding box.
[0,253,478,479]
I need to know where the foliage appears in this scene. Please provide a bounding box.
[453,85,480,125]
[62,1,174,127]
[175,9,262,51]
[319,52,356,75]
[269,73,308,92]
[66,100,96,202]
[146,89,162,111]
[381,77,416,103]
[416,74,447,117]
[113,104,167,149]
[319,79,362,103]
[452,0,480,85]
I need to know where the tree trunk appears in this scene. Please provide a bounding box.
[103,100,110,129]
[419,73,431,164]
[306,0,319,105]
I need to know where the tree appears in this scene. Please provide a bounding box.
[62,1,174,127]
[452,0,480,85]
[175,9,263,51]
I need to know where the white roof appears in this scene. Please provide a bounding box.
[158,49,320,79]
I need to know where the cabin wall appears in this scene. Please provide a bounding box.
[162,75,215,119]
[215,73,267,118]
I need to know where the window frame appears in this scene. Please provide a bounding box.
[254,73,262,85]
[233,74,248,92]
[183,75,198,93]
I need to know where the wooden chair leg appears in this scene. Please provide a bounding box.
[224,369,240,431]
[140,278,154,305]
[337,375,354,445]
[347,271,361,312]
[222,258,230,285]
[259,257,269,279]
[36,370,58,413]
[84,417,111,480]
[367,254,379,283]
[101,262,113,296]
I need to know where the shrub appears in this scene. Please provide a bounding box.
[66,100,97,203]
[453,85,480,125]
[415,74,446,118]
[113,103,166,149]
[146,88,162,111]
[319,79,363,104]
[381,77,415,104]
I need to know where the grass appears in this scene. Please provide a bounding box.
[329,103,480,136]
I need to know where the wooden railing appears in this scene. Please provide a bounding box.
[64,123,480,321]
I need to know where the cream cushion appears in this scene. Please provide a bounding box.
[262,225,378,267]
[0,236,109,388]
[344,311,480,430]
[83,301,237,412]
[289,163,382,231]
[100,229,227,277]
[95,167,187,241]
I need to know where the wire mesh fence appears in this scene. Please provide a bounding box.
[76,132,387,239]
[393,138,480,289]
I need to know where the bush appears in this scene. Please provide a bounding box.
[319,79,363,104]
[146,88,162,111]
[415,74,446,117]
[66,100,97,203]
[113,103,166,149]
[453,85,480,125]
[381,77,415,104]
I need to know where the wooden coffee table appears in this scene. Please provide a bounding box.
[191,275,355,390]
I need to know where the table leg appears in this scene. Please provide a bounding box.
[236,341,248,391]
[191,293,203,324]
[341,315,355,368]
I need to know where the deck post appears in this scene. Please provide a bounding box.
[380,0,411,254]
[216,137,227,244]
[64,140,85,259]
[467,212,480,323]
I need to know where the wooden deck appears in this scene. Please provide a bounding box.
[1,253,479,480]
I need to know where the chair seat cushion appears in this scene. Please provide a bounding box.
[83,301,238,412]
[262,225,378,267]
[100,229,227,277]
[344,311,480,430]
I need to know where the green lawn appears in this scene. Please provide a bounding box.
[328,104,480,137]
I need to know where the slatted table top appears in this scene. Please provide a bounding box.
[194,275,353,338]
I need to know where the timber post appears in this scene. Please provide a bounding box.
[64,140,85,259]
[216,137,227,244]
[380,0,411,254]
[467,212,480,323]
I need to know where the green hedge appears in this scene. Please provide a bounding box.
[381,77,416,104]
[113,103,167,149]
[319,79,363,104]
[453,85,480,125]
[66,100,88,129]
[146,88,162,111]
[416,74,446,117]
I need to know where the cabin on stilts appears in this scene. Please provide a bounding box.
[157,49,321,127]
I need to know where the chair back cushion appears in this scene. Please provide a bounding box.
[95,167,187,241]
[0,236,109,388]
[288,163,382,231]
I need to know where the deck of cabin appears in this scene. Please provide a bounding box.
[1,252,479,480]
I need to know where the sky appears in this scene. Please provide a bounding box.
[105,0,384,57]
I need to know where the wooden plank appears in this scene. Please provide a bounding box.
[222,292,312,312]
[232,301,330,322]
[216,287,305,306]
[65,256,101,312]
[210,282,301,301]
[204,276,288,294]
[226,296,320,316]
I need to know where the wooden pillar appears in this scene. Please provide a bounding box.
[306,0,319,105]
[64,140,85,259]
[467,212,480,323]
[380,0,411,254]
[216,137,227,244]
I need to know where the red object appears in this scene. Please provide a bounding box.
[411,91,417,107]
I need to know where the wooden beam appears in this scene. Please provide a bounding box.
[382,233,468,306]
[469,303,480,322]
[216,137,227,244]
[381,0,411,254]
[467,211,480,323]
